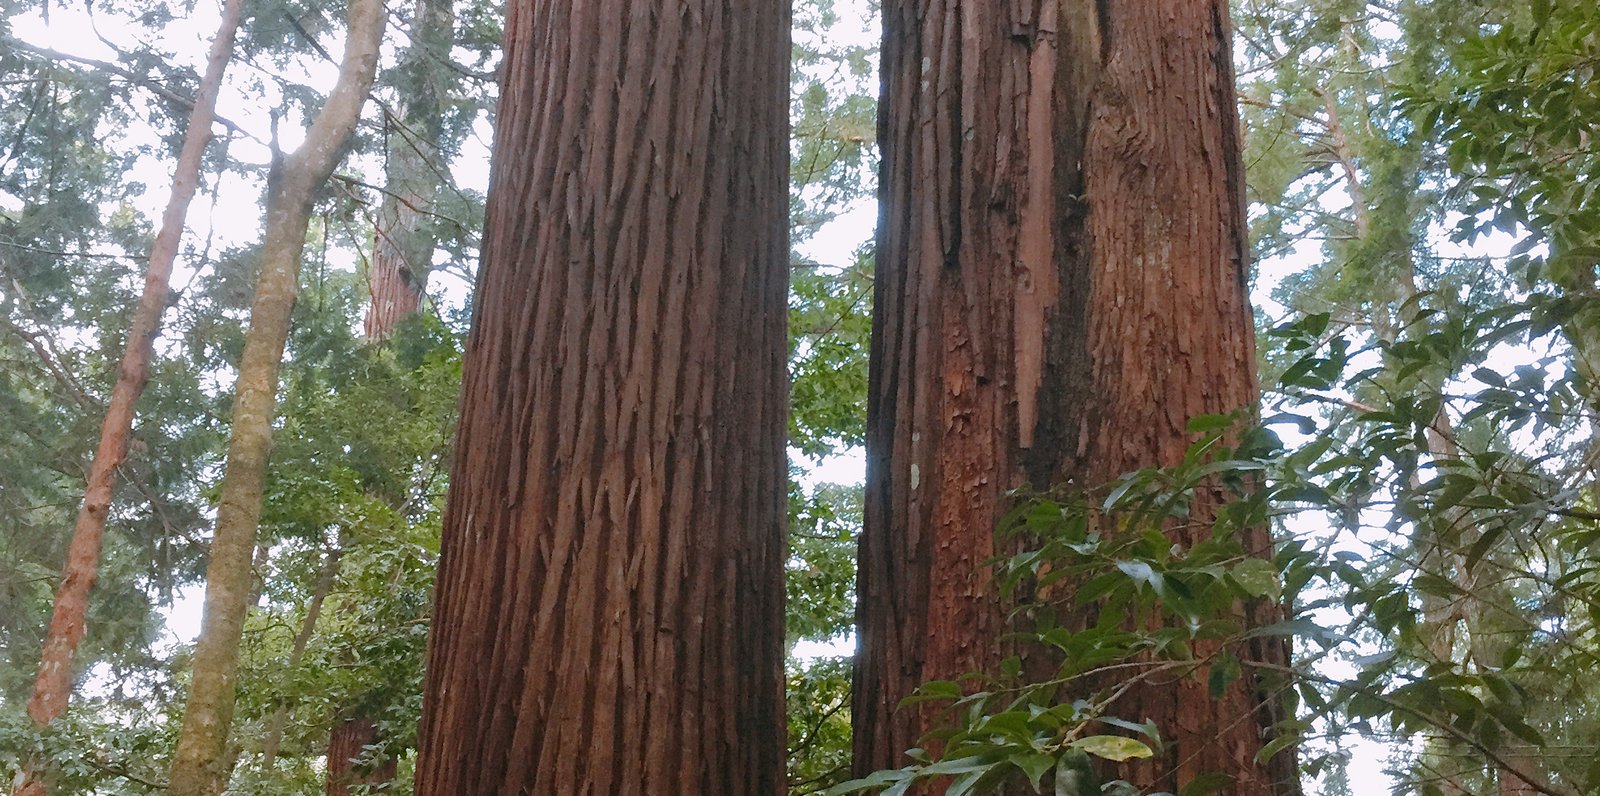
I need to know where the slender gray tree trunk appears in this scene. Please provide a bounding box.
[166,3,384,793]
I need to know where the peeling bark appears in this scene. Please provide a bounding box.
[166,3,384,794]
[11,2,246,792]
[411,0,791,793]
[854,1,1297,792]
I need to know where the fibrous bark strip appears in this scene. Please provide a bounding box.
[412,0,791,793]
[854,1,1298,792]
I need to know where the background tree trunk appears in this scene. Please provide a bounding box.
[325,716,397,796]
[411,0,790,792]
[853,1,1298,793]
[258,542,342,771]
[315,1,460,788]
[363,0,454,340]
[166,2,384,794]
[10,2,246,792]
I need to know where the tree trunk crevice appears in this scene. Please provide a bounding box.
[854,2,1298,793]
[412,1,791,792]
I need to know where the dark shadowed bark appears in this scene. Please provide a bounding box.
[166,2,384,793]
[411,0,791,793]
[853,1,1298,793]
[11,2,246,792]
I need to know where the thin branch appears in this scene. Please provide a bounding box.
[0,312,97,412]
[1249,661,1579,796]
[2,36,256,142]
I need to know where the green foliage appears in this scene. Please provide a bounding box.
[7,1,1600,795]
[791,0,877,243]
[1407,1,1600,264]
[789,480,862,645]
[790,655,855,794]
[1234,3,1600,790]
[785,6,877,789]
[836,294,1600,795]
[791,246,873,461]
[0,706,172,795]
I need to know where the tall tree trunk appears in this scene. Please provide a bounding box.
[363,0,454,340]
[853,1,1297,793]
[11,1,246,792]
[411,0,791,792]
[1322,90,1478,796]
[1322,72,1550,794]
[166,3,384,794]
[320,2,459,789]
[325,717,397,796]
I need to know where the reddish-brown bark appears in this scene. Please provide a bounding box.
[411,0,791,793]
[12,2,246,792]
[324,717,396,796]
[854,1,1297,793]
[363,214,426,339]
[362,0,453,340]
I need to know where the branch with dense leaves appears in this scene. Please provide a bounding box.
[2,36,255,141]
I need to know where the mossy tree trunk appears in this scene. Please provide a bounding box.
[166,2,384,794]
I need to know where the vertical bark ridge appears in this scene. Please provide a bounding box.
[855,0,1066,775]
[1055,2,1295,791]
[412,0,790,792]
[856,1,1298,793]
